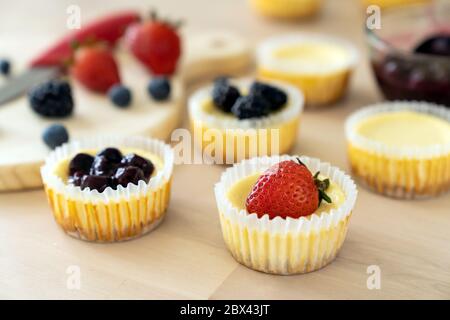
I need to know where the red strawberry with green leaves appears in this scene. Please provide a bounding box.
[246,158,332,219]
[70,43,120,93]
[125,11,181,75]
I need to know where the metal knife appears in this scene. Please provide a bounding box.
[0,67,60,105]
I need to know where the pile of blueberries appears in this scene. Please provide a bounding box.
[28,77,172,150]
[28,77,171,118]
[212,77,288,119]
[68,147,155,192]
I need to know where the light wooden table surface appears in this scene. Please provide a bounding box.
[1,0,449,299]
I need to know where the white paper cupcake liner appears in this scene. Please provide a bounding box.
[345,101,450,198]
[257,33,359,75]
[188,78,304,130]
[214,155,358,275]
[41,136,174,242]
[188,78,304,163]
[346,101,450,159]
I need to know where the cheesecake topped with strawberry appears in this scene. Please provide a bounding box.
[227,158,344,219]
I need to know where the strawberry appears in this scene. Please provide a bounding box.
[246,159,332,219]
[70,44,120,93]
[125,12,181,75]
[31,11,140,67]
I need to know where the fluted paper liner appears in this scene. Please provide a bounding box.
[214,155,357,275]
[345,101,450,198]
[256,34,359,106]
[249,0,323,19]
[189,78,304,163]
[41,136,174,242]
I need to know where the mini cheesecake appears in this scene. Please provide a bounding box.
[361,0,431,9]
[41,136,174,242]
[214,155,357,275]
[257,34,358,106]
[345,102,450,198]
[249,0,323,19]
[188,78,304,163]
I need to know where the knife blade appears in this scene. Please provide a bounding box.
[0,67,60,105]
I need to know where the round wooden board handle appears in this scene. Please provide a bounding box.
[0,31,252,192]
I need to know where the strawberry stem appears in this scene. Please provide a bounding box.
[148,9,184,29]
[296,157,306,167]
[314,171,332,205]
[150,9,158,21]
[296,158,332,205]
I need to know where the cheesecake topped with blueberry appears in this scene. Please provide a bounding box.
[53,147,163,192]
[40,136,174,242]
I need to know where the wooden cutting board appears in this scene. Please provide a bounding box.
[0,31,252,192]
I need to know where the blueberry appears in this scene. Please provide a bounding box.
[29,80,74,118]
[114,166,145,187]
[68,171,85,187]
[80,175,111,192]
[0,59,10,76]
[121,153,154,180]
[212,77,241,113]
[231,94,271,120]
[249,81,287,111]
[42,124,69,149]
[97,147,122,163]
[148,77,171,101]
[108,84,132,107]
[69,153,94,176]
[90,155,116,176]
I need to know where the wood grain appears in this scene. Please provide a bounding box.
[0,0,449,299]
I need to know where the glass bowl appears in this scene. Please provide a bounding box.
[366,1,450,106]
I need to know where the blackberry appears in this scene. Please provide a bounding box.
[148,77,171,101]
[29,80,74,118]
[249,81,287,111]
[231,94,271,119]
[212,77,241,113]
[42,124,69,149]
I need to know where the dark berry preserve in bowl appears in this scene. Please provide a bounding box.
[367,1,450,106]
